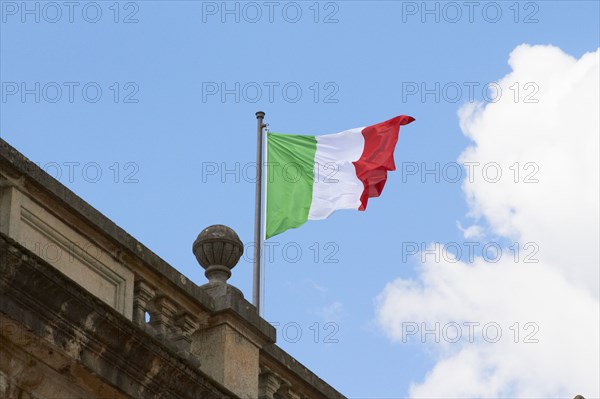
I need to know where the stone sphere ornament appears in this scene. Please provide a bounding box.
[192,225,243,284]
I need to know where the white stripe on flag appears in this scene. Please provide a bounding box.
[308,127,365,220]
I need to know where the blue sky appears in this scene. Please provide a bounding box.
[2,1,599,397]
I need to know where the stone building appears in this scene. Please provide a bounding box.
[0,138,346,399]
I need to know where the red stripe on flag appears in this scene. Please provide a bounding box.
[353,115,415,211]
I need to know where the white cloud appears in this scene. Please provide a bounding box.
[456,221,484,239]
[376,45,600,398]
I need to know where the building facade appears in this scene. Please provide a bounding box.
[0,138,346,399]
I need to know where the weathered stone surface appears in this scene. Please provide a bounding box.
[261,344,347,399]
[0,233,235,399]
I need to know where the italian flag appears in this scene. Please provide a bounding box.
[265,115,415,239]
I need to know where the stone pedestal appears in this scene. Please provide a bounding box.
[191,225,275,398]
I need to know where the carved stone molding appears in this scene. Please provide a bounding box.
[259,367,282,399]
[133,278,156,327]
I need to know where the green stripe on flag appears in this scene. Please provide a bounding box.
[266,132,317,239]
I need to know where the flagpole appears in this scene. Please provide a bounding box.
[253,111,266,314]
